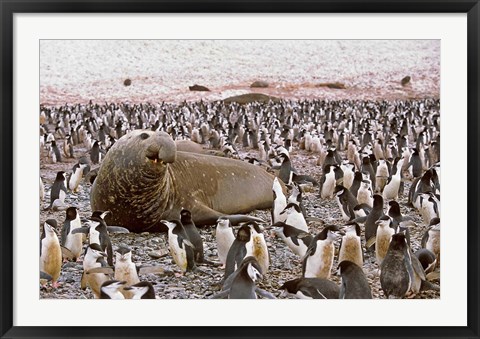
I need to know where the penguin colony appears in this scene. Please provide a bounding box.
[40,98,440,299]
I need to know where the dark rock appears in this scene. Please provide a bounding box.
[189,84,210,91]
[316,82,346,89]
[250,80,269,88]
[401,76,411,86]
[223,93,280,104]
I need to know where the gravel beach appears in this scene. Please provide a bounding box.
[40,40,440,300]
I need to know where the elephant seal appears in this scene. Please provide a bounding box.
[90,130,279,232]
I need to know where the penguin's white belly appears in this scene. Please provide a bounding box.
[383,176,400,200]
[58,189,66,203]
[69,170,82,192]
[375,169,389,192]
[285,214,308,232]
[338,235,363,268]
[168,234,187,272]
[64,232,83,259]
[357,188,373,207]
[419,200,437,225]
[335,197,351,221]
[89,232,101,247]
[115,263,139,285]
[304,242,334,279]
[343,171,354,189]
[252,235,269,274]
[288,237,309,257]
[40,239,62,281]
[321,176,335,199]
[273,199,287,224]
[216,230,235,265]
[296,291,313,299]
[375,229,394,266]
[426,236,440,262]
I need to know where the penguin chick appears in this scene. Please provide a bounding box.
[338,223,363,268]
[40,219,62,288]
[380,233,413,299]
[224,224,254,281]
[271,221,313,257]
[99,280,127,299]
[215,256,263,299]
[215,217,235,267]
[272,177,288,224]
[279,277,340,299]
[123,281,156,299]
[60,206,83,261]
[81,243,112,298]
[338,260,372,299]
[302,225,341,279]
[162,219,196,273]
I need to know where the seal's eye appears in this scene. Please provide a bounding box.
[140,133,149,140]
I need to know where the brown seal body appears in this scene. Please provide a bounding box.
[91,130,277,232]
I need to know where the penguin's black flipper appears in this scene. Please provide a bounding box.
[209,290,230,299]
[347,216,367,225]
[303,286,328,299]
[61,223,70,246]
[410,250,427,281]
[292,173,318,186]
[420,279,440,292]
[223,214,265,225]
[106,241,114,267]
[255,288,276,299]
[71,226,89,234]
[106,226,130,233]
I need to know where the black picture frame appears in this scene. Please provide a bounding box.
[1,1,479,338]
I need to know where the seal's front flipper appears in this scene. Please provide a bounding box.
[221,214,266,225]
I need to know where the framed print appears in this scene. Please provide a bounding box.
[1,1,479,338]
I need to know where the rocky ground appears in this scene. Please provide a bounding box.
[39,140,440,300]
[39,40,440,299]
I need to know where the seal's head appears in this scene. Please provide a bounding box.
[109,130,177,170]
[90,130,178,232]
